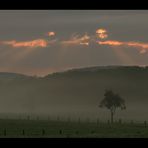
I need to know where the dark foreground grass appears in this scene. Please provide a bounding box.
[0,119,147,138]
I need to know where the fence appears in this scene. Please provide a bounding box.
[0,116,147,137]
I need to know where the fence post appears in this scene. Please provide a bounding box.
[42,129,45,136]
[22,129,25,136]
[144,120,147,128]
[75,130,79,135]
[59,130,62,135]
[4,128,6,136]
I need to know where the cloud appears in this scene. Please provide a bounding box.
[97,40,148,54]
[61,34,90,46]
[47,31,55,36]
[96,28,108,39]
[80,42,89,46]
[0,29,147,56]
[98,40,123,46]
[96,29,107,34]
[2,39,48,48]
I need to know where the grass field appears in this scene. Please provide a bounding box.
[0,119,147,138]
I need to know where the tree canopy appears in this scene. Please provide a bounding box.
[99,90,126,123]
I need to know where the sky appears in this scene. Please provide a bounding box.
[0,10,148,76]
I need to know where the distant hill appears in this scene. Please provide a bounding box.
[0,66,148,121]
[45,65,148,78]
[0,72,29,79]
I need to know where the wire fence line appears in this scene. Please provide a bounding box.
[0,118,147,137]
[0,115,147,125]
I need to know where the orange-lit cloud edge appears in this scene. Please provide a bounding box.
[97,40,148,54]
[2,39,48,48]
[48,31,56,36]
[0,29,148,55]
[96,28,108,39]
[61,34,90,46]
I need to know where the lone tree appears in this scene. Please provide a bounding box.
[99,90,126,124]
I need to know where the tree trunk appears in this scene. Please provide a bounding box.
[111,111,114,124]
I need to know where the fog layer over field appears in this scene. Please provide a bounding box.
[0,66,147,121]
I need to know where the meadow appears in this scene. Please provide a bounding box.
[0,118,147,138]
